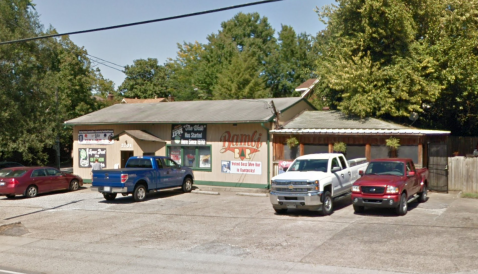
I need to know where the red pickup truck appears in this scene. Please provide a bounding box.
[351,158,428,215]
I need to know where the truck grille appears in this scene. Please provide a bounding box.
[361,186,385,194]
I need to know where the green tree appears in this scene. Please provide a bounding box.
[119,58,169,99]
[315,0,439,119]
[213,50,270,99]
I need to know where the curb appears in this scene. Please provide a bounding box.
[191,190,220,195]
[236,193,268,197]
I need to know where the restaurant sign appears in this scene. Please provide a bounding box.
[220,131,262,161]
[172,124,207,145]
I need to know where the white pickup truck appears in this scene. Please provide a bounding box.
[270,153,367,215]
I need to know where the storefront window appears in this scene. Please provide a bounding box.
[167,145,211,170]
[170,147,182,165]
[184,147,196,167]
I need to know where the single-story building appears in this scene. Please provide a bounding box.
[270,110,450,177]
[64,97,315,189]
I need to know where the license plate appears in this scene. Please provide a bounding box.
[0,182,4,186]
[286,204,297,209]
[103,186,111,192]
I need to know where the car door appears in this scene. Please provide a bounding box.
[406,161,420,195]
[338,155,353,189]
[46,168,68,190]
[330,157,346,195]
[154,158,169,189]
[162,158,182,187]
[31,169,49,193]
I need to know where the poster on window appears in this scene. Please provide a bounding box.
[170,147,182,165]
[171,124,207,145]
[78,130,114,145]
[221,161,261,175]
[200,155,211,168]
[79,148,106,168]
[278,160,293,174]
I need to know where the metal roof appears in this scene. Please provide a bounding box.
[65,97,308,125]
[113,130,165,142]
[271,111,450,135]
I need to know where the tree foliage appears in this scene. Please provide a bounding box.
[119,58,169,99]
[315,0,478,135]
[0,0,105,164]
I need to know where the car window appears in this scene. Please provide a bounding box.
[331,158,341,170]
[338,156,347,169]
[163,158,179,168]
[0,169,27,178]
[32,169,46,177]
[126,159,153,168]
[46,169,61,176]
[288,159,328,172]
[155,159,163,169]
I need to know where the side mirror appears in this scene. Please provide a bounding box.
[359,170,364,176]
[407,171,415,177]
[331,166,341,172]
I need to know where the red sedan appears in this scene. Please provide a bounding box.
[0,167,83,198]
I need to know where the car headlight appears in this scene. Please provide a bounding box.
[352,185,360,193]
[386,186,399,194]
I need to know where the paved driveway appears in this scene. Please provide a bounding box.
[0,187,477,274]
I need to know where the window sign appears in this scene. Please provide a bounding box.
[170,147,182,165]
[171,124,207,146]
[221,161,261,175]
[79,148,106,168]
[79,130,114,145]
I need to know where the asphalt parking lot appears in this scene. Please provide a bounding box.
[0,186,478,274]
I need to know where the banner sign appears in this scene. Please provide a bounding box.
[79,148,106,168]
[221,161,261,175]
[78,130,114,145]
[171,124,207,145]
[278,160,293,174]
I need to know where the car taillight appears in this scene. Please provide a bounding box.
[121,174,128,183]
[9,179,18,185]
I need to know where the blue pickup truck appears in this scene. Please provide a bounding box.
[91,156,194,202]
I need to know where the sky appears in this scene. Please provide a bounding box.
[34,0,335,88]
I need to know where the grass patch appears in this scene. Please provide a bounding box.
[461,192,478,199]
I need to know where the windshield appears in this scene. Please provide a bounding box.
[0,169,27,178]
[288,159,328,172]
[126,159,153,168]
[365,162,404,176]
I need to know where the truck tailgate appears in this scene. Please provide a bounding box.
[92,170,125,188]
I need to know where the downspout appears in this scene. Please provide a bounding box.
[261,122,271,189]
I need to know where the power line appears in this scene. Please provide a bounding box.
[87,54,125,68]
[90,59,125,73]
[0,0,282,46]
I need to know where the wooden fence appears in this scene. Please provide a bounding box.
[448,156,478,193]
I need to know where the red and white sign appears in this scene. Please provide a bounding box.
[222,161,262,175]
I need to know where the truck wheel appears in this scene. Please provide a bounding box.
[396,193,408,216]
[418,185,428,203]
[320,191,333,215]
[133,185,147,202]
[103,193,117,201]
[24,185,38,198]
[69,179,79,191]
[182,177,193,193]
[353,205,365,213]
[273,207,287,214]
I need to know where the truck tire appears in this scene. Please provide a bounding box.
[418,185,428,203]
[353,205,364,213]
[320,191,333,215]
[273,207,287,214]
[182,177,193,193]
[396,193,408,216]
[103,193,117,201]
[133,184,147,202]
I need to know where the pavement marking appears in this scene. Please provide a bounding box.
[191,190,220,195]
[0,269,26,274]
[236,192,268,197]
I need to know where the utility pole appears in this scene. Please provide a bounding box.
[55,87,60,169]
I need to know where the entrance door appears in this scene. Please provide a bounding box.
[121,151,134,168]
[428,143,448,192]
